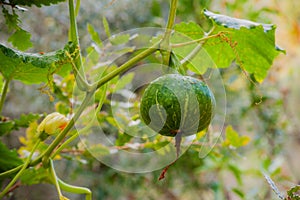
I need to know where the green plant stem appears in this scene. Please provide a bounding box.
[160,0,178,66]
[50,159,92,200]
[49,159,64,199]
[93,42,160,89]
[0,78,10,115]
[0,165,22,179]
[51,132,78,159]
[69,0,88,91]
[58,177,92,200]
[52,83,107,159]
[0,140,40,198]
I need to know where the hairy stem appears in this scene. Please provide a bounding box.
[0,140,40,198]
[0,78,10,115]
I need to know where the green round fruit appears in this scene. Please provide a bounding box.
[140,74,215,137]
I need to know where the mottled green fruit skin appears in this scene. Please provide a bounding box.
[140,74,215,137]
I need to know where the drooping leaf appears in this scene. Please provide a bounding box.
[203,9,285,82]
[0,42,74,84]
[8,0,66,7]
[0,141,23,173]
[8,29,33,51]
[173,10,285,82]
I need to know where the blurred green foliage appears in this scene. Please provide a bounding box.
[0,0,296,199]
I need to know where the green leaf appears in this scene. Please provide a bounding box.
[113,72,135,92]
[174,21,205,40]
[173,10,284,82]
[0,120,15,136]
[20,167,50,185]
[0,141,23,173]
[14,113,41,128]
[87,23,103,47]
[102,17,111,38]
[203,9,285,82]
[109,34,130,45]
[0,42,73,84]
[115,132,133,146]
[2,6,19,30]
[8,29,33,51]
[287,185,300,199]
[173,22,214,74]
[223,125,250,148]
[9,0,66,7]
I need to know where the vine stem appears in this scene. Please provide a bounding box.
[49,159,64,199]
[68,0,88,91]
[0,78,10,115]
[0,140,41,198]
[160,0,178,66]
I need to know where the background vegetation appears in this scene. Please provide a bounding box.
[0,0,299,199]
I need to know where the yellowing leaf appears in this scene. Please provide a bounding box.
[223,125,250,148]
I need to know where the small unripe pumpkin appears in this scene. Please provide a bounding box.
[140,74,215,137]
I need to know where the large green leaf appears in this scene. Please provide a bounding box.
[0,141,23,173]
[0,42,74,84]
[173,10,285,82]
[7,0,66,7]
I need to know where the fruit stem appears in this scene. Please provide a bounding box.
[159,131,182,181]
[160,0,178,66]
[0,78,10,115]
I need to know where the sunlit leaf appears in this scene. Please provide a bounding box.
[173,10,285,82]
[0,42,74,84]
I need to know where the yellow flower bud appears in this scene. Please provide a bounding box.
[37,112,69,135]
